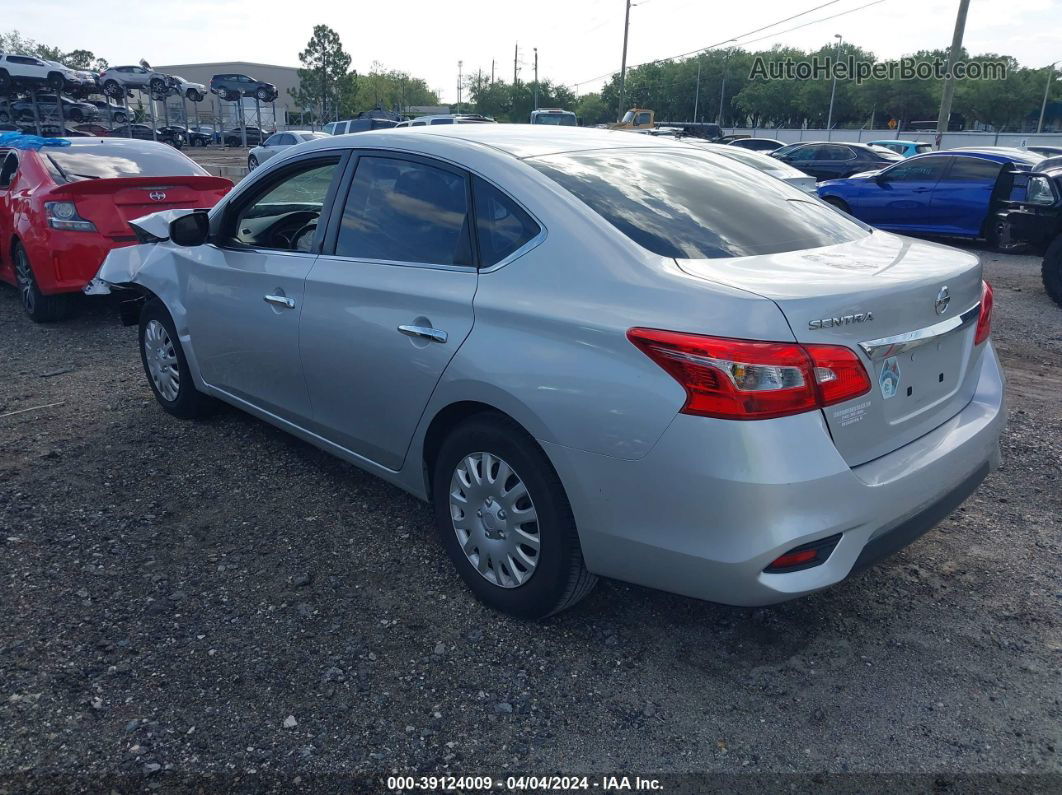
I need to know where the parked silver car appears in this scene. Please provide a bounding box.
[91,126,1005,618]
[247,130,328,170]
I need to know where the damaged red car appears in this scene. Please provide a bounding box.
[0,136,231,321]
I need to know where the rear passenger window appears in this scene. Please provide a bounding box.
[336,156,472,266]
[473,177,540,266]
[942,157,1001,182]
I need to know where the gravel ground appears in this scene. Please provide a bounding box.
[0,245,1059,791]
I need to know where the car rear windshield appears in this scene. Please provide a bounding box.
[527,149,869,259]
[45,146,207,182]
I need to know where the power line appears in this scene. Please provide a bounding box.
[569,0,893,90]
[569,0,840,87]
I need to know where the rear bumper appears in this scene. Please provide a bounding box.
[542,342,1006,607]
[25,233,131,295]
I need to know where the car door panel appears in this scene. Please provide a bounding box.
[186,153,346,425]
[299,152,478,470]
[928,157,1002,237]
[861,157,948,230]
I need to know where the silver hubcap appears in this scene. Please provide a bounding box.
[143,319,180,401]
[449,452,540,588]
[14,249,34,314]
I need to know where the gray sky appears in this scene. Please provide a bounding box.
[9,0,1061,101]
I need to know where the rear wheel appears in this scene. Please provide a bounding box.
[1042,235,1062,308]
[255,87,273,102]
[431,413,596,618]
[187,89,203,102]
[0,70,10,91]
[13,243,73,323]
[139,300,215,419]
[104,80,123,99]
[47,72,65,91]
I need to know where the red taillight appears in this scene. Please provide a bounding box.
[974,280,993,346]
[627,328,871,421]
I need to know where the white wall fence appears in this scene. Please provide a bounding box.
[723,127,1062,149]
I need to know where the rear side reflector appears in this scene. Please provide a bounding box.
[974,280,993,346]
[627,328,871,420]
[765,533,842,573]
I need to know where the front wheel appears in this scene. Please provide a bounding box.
[247,154,258,170]
[139,300,215,419]
[1042,236,1062,308]
[187,89,203,102]
[431,413,597,618]
[47,72,65,91]
[13,243,73,323]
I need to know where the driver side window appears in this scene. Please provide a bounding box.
[228,158,340,251]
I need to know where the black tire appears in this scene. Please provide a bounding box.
[0,111,9,123]
[138,299,215,419]
[822,195,851,213]
[0,70,9,91]
[255,87,272,102]
[13,242,73,323]
[69,108,83,122]
[1042,235,1062,308]
[47,72,65,91]
[187,89,203,102]
[104,80,122,98]
[431,413,597,618]
[114,111,127,124]
[247,155,258,170]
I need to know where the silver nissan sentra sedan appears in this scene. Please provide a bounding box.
[90,125,1005,618]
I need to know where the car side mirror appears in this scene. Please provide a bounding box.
[169,210,210,246]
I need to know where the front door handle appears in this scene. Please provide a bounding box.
[264,294,295,309]
[398,324,448,343]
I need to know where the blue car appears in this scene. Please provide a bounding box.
[817,149,1045,242]
[867,139,934,158]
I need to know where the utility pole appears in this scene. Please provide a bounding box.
[491,59,495,84]
[457,60,463,108]
[825,34,842,140]
[717,48,732,126]
[618,0,632,121]
[1037,62,1057,134]
[514,43,519,87]
[693,59,701,123]
[533,48,539,110]
[934,0,971,149]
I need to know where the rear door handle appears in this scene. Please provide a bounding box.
[264,294,295,309]
[398,324,448,343]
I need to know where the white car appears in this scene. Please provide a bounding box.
[0,53,77,92]
[99,64,171,99]
[394,114,495,127]
[170,76,207,103]
[689,142,818,194]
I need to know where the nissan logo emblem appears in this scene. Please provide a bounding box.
[935,285,951,315]
[149,191,167,202]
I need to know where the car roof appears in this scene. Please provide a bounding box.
[869,139,925,145]
[43,137,181,153]
[296,124,705,160]
[941,148,1043,165]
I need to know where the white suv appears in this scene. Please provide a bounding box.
[99,64,172,99]
[170,76,207,102]
[0,53,77,92]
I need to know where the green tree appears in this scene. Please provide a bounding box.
[290,24,356,123]
[574,92,610,125]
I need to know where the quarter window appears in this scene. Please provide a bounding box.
[473,177,540,266]
[229,158,340,250]
[335,156,472,266]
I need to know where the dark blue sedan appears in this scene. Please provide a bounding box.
[816,149,1045,242]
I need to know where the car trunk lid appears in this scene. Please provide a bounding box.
[677,231,987,466]
[50,176,231,239]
